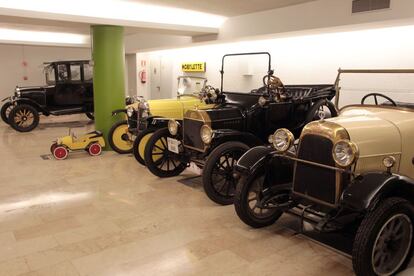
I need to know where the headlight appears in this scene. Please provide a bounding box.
[271,128,294,152]
[383,156,396,169]
[332,140,359,167]
[200,125,213,144]
[15,87,21,97]
[258,96,267,106]
[168,120,179,136]
[126,106,134,117]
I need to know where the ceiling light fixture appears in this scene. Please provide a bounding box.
[0,0,227,29]
[0,28,89,45]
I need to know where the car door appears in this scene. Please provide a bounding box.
[54,63,84,107]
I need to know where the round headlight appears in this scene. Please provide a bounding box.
[168,120,179,136]
[200,125,213,144]
[383,156,396,169]
[15,87,21,97]
[332,140,359,167]
[271,128,294,152]
[126,107,134,117]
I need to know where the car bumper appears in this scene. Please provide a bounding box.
[2,96,14,102]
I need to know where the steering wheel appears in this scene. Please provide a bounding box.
[361,93,397,106]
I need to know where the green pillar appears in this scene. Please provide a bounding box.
[91,25,125,150]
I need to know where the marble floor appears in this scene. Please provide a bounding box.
[0,114,411,276]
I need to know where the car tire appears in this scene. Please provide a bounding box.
[306,99,338,123]
[1,102,13,124]
[132,128,156,165]
[8,104,39,132]
[352,197,414,276]
[85,112,94,120]
[234,165,283,228]
[144,127,187,178]
[202,141,250,205]
[108,120,134,154]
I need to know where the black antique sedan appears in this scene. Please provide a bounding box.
[1,60,94,132]
[143,52,338,205]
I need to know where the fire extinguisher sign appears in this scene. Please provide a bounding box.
[181,62,206,72]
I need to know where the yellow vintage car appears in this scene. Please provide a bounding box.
[50,130,105,160]
[108,76,217,165]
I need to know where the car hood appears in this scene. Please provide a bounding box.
[147,96,208,119]
[17,85,49,92]
[324,105,414,175]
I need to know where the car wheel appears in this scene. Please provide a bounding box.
[132,128,156,166]
[202,142,250,205]
[53,146,69,160]
[306,99,338,123]
[85,112,94,120]
[108,120,135,154]
[234,165,284,228]
[144,127,187,178]
[8,104,39,132]
[88,143,102,156]
[1,102,13,124]
[352,197,414,276]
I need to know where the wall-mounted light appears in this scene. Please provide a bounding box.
[0,0,227,29]
[0,28,89,45]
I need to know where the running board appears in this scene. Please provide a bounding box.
[49,108,84,115]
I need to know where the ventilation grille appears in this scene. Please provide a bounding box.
[352,0,390,13]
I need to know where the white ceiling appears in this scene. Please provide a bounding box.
[126,0,316,16]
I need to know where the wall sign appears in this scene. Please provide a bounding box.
[181,62,206,72]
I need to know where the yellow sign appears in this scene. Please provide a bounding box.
[181,62,206,72]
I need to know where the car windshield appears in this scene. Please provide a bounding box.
[177,77,207,95]
[222,54,271,94]
[44,65,55,85]
[336,70,414,108]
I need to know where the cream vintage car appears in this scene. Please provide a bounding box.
[233,69,414,276]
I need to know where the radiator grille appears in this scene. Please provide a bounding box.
[183,119,205,151]
[293,134,337,205]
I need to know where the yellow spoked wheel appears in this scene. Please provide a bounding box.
[108,120,134,154]
[133,128,156,165]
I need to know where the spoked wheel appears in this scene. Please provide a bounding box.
[144,128,187,178]
[88,143,102,156]
[203,142,250,205]
[108,120,135,154]
[353,197,414,276]
[306,99,338,123]
[1,102,13,124]
[132,128,156,166]
[85,112,94,120]
[234,166,283,228]
[8,104,39,132]
[53,146,69,160]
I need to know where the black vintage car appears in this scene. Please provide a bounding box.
[1,60,94,132]
[143,52,338,205]
[233,69,414,276]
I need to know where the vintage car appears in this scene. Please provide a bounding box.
[113,76,218,163]
[234,69,414,276]
[143,52,338,205]
[1,60,94,132]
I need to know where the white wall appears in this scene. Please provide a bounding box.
[137,24,414,107]
[0,44,91,99]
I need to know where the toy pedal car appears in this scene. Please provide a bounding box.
[50,130,105,160]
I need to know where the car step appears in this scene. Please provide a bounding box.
[49,108,84,115]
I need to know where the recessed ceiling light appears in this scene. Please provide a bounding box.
[0,0,227,29]
[0,28,89,45]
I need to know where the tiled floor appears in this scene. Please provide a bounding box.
[0,114,411,276]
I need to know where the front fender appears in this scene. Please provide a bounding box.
[236,147,294,191]
[111,109,126,116]
[14,98,47,114]
[341,172,414,212]
[2,97,11,102]
[213,129,263,148]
